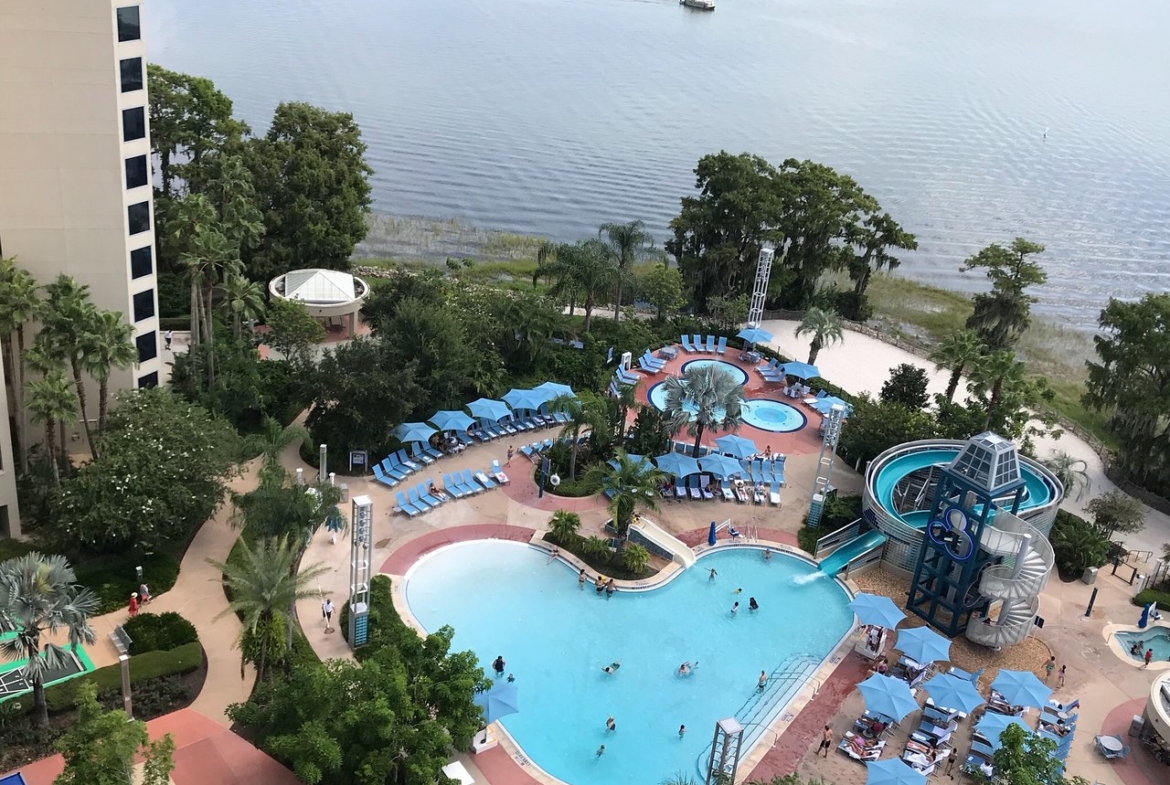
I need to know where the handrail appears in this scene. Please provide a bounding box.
[981,512,1055,577]
[966,597,1039,648]
[814,519,861,557]
[980,563,1047,600]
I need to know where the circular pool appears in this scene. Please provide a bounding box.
[680,360,749,387]
[742,399,807,433]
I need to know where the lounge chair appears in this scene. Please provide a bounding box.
[395,491,420,517]
[734,482,749,503]
[470,427,491,443]
[770,481,782,506]
[681,335,695,353]
[838,732,886,762]
[475,470,497,489]
[688,478,702,501]
[757,359,780,376]
[675,481,688,500]
[461,469,486,494]
[490,460,510,484]
[381,457,409,481]
[699,475,714,500]
[447,472,473,497]
[720,479,735,501]
[519,443,536,460]
[407,486,431,512]
[705,335,716,352]
[638,357,663,375]
[410,443,435,465]
[642,351,666,369]
[418,483,443,507]
[372,463,398,487]
[752,484,766,504]
[396,449,421,472]
[441,473,466,499]
[691,334,703,353]
[716,336,727,355]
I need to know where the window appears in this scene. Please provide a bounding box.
[136,332,157,363]
[125,155,148,190]
[119,57,143,92]
[130,246,152,279]
[122,107,145,141]
[137,372,159,389]
[132,289,155,322]
[116,6,141,42]
[127,202,150,234]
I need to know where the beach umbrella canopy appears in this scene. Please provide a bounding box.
[708,521,717,546]
[737,327,773,345]
[865,759,927,785]
[975,712,1032,750]
[654,453,701,478]
[857,673,920,722]
[714,434,759,460]
[895,627,952,664]
[393,422,436,444]
[779,361,821,380]
[813,396,853,416]
[848,593,907,629]
[699,454,745,479]
[534,381,576,402]
[503,388,545,413]
[429,410,476,433]
[990,669,1052,709]
[923,673,985,714]
[467,398,511,421]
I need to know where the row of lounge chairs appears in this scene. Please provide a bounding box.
[393,464,511,517]
[661,476,783,506]
[680,334,728,354]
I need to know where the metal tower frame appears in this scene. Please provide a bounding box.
[704,717,744,785]
[807,403,846,526]
[747,245,774,328]
[347,495,373,647]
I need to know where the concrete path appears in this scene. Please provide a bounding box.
[758,318,1170,556]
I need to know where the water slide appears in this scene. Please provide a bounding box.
[817,530,888,575]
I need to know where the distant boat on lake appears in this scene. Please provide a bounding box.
[680,0,715,10]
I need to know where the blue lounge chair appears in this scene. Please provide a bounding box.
[681,335,695,353]
[422,441,443,460]
[418,483,443,507]
[769,481,782,506]
[449,471,475,496]
[461,469,486,494]
[699,475,714,500]
[442,473,466,499]
[519,443,536,460]
[396,449,420,472]
[541,439,554,451]
[411,443,435,465]
[728,526,742,538]
[720,479,735,501]
[691,335,703,353]
[407,487,431,512]
[395,491,420,517]
[470,427,491,443]
[716,336,727,355]
[490,460,510,484]
[638,357,662,374]
[757,359,780,376]
[688,477,702,501]
[455,431,474,446]
[773,456,786,485]
[372,463,398,487]
[381,457,409,481]
[642,351,666,369]
[675,481,687,500]
[705,335,715,353]
[475,469,497,489]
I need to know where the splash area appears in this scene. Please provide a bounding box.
[405,541,853,785]
[1117,628,1170,663]
[0,632,96,703]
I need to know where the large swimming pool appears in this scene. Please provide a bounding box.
[648,382,806,435]
[405,541,853,785]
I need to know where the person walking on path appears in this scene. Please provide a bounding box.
[493,655,506,677]
[817,725,833,757]
[164,330,173,351]
[128,592,139,618]
[1044,656,1055,682]
[138,583,152,603]
[507,445,514,464]
[1144,648,1154,668]
[1057,664,1066,688]
[322,598,334,632]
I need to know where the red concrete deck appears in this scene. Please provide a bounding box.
[380,523,537,575]
[498,463,610,513]
[677,526,800,550]
[1101,698,1163,785]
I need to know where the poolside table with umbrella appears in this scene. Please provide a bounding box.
[736,327,773,346]
[533,381,576,401]
[653,452,701,478]
[714,434,759,460]
[502,388,547,417]
[865,758,927,785]
[849,593,907,630]
[989,669,1052,709]
[923,672,985,715]
[467,397,511,422]
[975,711,1032,750]
[472,682,520,745]
[812,395,854,416]
[857,673,920,723]
[393,421,437,445]
[429,409,477,434]
[699,454,744,479]
[894,627,952,665]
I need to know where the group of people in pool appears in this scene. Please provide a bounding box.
[577,568,617,598]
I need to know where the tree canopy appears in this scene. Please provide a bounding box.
[961,238,1047,350]
[54,681,175,785]
[880,363,930,410]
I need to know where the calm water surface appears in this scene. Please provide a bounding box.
[145,0,1170,324]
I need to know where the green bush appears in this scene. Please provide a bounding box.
[0,538,35,562]
[96,674,190,720]
[73,551,182,614]
[339,574,410,658]
[542,532,654,580]
[1050,509,1110,581]
[45,641,202,713]
[122,612,198,655]
[797,526,827,555]
[1133,589,1170,608]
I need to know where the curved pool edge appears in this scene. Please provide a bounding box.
[1103,621,1170,671]
[392,537,861,785]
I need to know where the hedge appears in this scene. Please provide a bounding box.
[74,551,182,614]
[122,612,199,655]
[45,641,202,713]
[1133,589,1170,609]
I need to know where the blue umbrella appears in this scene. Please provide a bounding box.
[990,669,1052,709]
[699,454,745,479]
[895,627,952,664]
[393,422,437,444]
[737,327,773,345]
[865,759,927,785]
[779,361,821,380]
[813,396,853,416]
[467,398,511,422]
[708,521,717,546]
[534,381,576,402]
[503,388,546,413]
[975,711,1032,750]
[714,434,759,460]
[429,410,476,433]
[654,453,701,478]
[473,682,520,742]
[848,593,907,629]
[857,673,920,722]
[923,673,985,714]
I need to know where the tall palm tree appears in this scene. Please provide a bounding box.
[584,450,666,538]
[208,535,329,681]
[244,415,312,481]
[219,272,265,339]
[599,219,653,321]
[930,329,986,403]
[549,240,617,332]
[967,349,1025,429]
[662,363,746,456]
[794,307,844,366]
[0,552,100,726]
[551,393,607,480]
[531,240,557,289]
[0,258,43,472]
[1042,450,1091,501]
[39,276,99,451]
[86,311,139,431]
[25,369,78,486]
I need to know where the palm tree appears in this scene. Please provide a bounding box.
[662,363,746,456]
[39,276,99,452]
[967,349,1025,429]
[86,311,139,432]
[794,307,844,366]
[0,258,43,472]
[208,535,329,681]
[531,240,557,289]
[0,552,99,726]
[244,415,312,481]
[585,450,666,538]
[548,510,581,541]
[599,219,653,321]
[1042,450,1091,501]
[219,272,265,339]
[551,393,607,480]
[930,329,986,403]
[549,240,617,332]
[25,369,78,486]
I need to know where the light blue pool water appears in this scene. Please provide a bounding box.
[874,448,1054,528]
[680,360,749,387]
[1116,628,1170,663]
[741,400,807,433]
[405,541,853,785]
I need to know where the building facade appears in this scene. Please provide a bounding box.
[0,0,164,537]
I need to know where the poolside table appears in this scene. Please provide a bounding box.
[1098,736,1123,754]
[658,346,679,360]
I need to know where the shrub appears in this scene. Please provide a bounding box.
[541,532,653,580]
[797,526,827,555]
[97,674,190,720]
[548,511,582,540]
[1050,509,1110,580]
[45,641,202,713]
[339,575,412,659]
[122,612,198,655]
[621,544,650,574]
[73,551,182,614]
[0,538,35,562]
[880,364,930,410]
[1134,589,1170,608]
[581,536,611,561]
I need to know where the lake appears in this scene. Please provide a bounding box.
[144,0,1170,326]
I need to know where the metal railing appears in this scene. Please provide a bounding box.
[814,519,861,558]
[966,596,1039,648]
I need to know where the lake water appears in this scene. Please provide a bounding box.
[144,0,1170,325]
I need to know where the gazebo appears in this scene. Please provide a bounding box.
[268,268,369,338]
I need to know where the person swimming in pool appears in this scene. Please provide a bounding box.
[731,601,739,615]
[602,661,622,674]
[678,661,698,676]
[733,588,743,595]
[749,597,759,611]
[595,575,606,594]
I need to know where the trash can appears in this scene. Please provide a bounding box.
[1081,566,1098,585]
[339,484,349,503]
[1128,714,1144,738]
